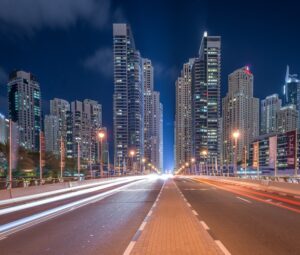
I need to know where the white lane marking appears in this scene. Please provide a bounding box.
[0,180,146,237]
[215,240,231,255]
[279,193,287,196]
[139,221,147,231]
[192,210,198,216]
[236,197,252,204]
[294,196,300,199]
[265,199,272,202]
[122,179,166,255]
[200,221,210,230]
[0,178,144,216]
[123,241,136,255]
[187,203,191,207]
[0,177,136,206]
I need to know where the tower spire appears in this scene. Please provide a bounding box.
[285,65,290,83]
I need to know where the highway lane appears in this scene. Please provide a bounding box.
[0,177,164,255]
[0,177,144,225]
[175,177,300,255]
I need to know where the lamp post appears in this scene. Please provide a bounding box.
[232,130,240,177]
[142,158,146,175]
[201,149,208,175]
[185,162,189,175]
[191,158,195,175]
[129,149,136,175]
[75,137,81,181]
[98,131,105,178]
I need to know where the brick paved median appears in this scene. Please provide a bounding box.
[129,178,223,255]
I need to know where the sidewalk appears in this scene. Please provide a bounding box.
[129,179,223,255]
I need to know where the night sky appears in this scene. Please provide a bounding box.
[0,0,300,170]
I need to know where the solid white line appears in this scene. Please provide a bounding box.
[123,241,136,255]
[215,240,231,255]
[187,203,191,207]
[139,221,147,231]
[192,210,198,216]
[147,210,152,217]
[236,197,252,203]
[200,221,210,230]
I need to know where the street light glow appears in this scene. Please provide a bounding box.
[232,130,240,139]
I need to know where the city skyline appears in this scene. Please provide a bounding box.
[1,1,300,170]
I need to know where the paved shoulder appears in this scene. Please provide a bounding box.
[129,178,223,255]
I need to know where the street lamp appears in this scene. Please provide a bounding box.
[98,130,105,178]
[201,149,208,175]
[129,149,136,174]
[75,137,81,181]
[191,158,195,175]
[232,130,240,176]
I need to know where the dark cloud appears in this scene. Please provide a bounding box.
[0,0,111,34]
[83,47,113,78]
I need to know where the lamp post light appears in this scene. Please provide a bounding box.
[201,149,208,175]
[191,158,195,175]
[185,162,189,175]
[75,137,81,181]
[98,131,105,178]
[232,130,240,177]
[129,149,136,175]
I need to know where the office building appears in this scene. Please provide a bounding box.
[222,66,259,167]
[8,70,41,151]
[44,115,59,154]
[192,32,221,164]
[113,23,144,171]
[261,94,282,135]
[276,105,298,133]
[175,59,194,169]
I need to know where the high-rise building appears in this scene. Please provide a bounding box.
[261,94,282,135]
[71,99,102,161]
[50,98,70,140]
[113,23,144,171]
[8,70,41,151]
[283,66,300,127]
[143,58,154,164]
[44,115,59,154]
[151,91,163,171]
[276,105,298,133]
[159,103,163,172]
[175,59,194,169]
[192,32,221,164]
[0,113,8,144]
[222,66,259,166]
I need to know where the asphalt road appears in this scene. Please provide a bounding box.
[175,177,300,255]
[0,177,163,255]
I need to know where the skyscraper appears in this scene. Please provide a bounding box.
[113,23,144,171]
[71,99,102,161]
[261,94,282,135]
[283,65,300,127]
[0,113,7,144]
[50,98,70,141]
[8,70,41,151]
[276,105,298,133]
[175,59,194,169]
[44,115,59,154]
[151,91,162,171]
[192,32,221,164]
[159,103,164,172]
[222,66,259,166]
[143,58,154,165]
